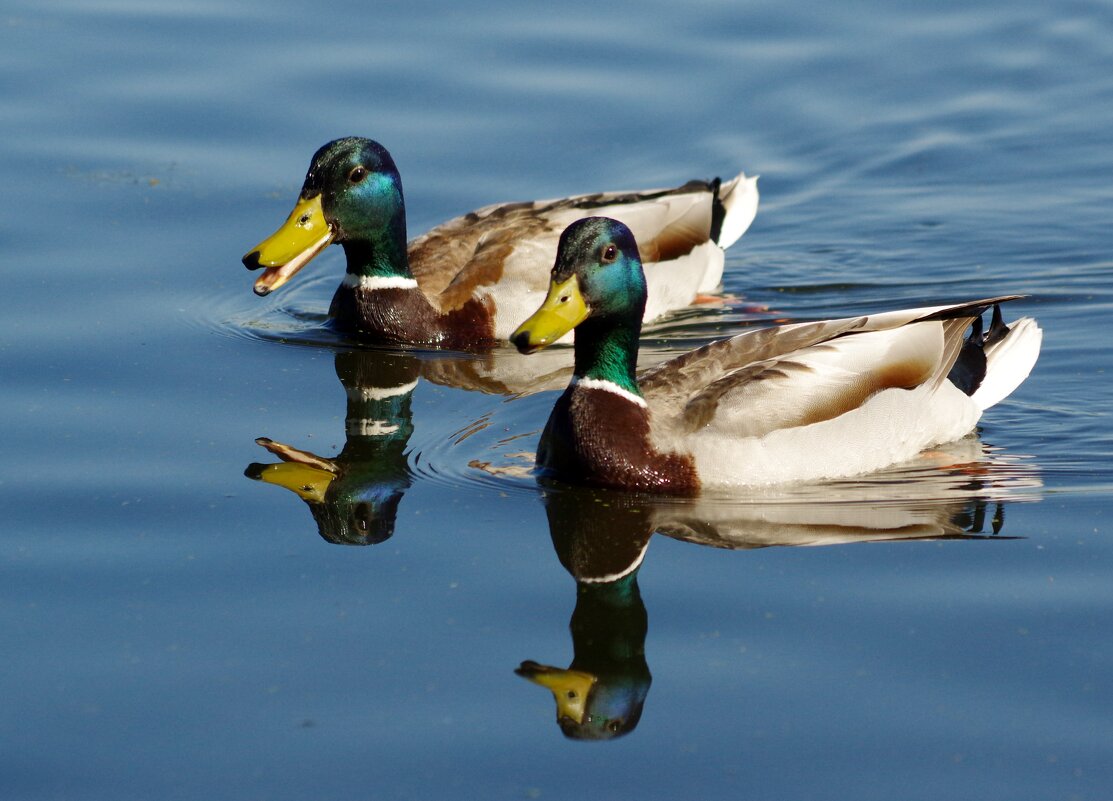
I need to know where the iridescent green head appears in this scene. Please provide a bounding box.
[512,217,647,394]
[511,217,647,354]
[301,137,405,243]
[243,137,410,294]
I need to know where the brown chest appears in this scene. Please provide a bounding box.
[330,285,497,349]
[539,385,699,496]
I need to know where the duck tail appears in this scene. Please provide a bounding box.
[971,309,1042,411]
[712,171,760,250]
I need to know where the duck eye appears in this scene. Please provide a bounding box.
[348,166,368,184]
[601,244,618,263]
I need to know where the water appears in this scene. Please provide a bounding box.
[3,1,1112,799]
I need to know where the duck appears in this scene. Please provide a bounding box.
[510,217,1042,494]
[242,137,758,350]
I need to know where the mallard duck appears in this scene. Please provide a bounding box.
[511,217,1042,494]
[242,137,758,350]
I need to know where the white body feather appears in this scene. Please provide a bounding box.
[463,171,759,342]
[683,378,981,486]
[973,316,1042,410]
[642,300,1042,487]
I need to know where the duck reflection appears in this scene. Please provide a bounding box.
[518,487,656,741]
[245,350,418,545]
[243,344,581,544]
[519,449,1039,740]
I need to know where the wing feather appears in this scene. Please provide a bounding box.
[407,180,731,306]
[644,297,1025,439]
[677,323,943,437]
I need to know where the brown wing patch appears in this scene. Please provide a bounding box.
[408,201,557,309]
[434,213,556,312]
[407,229,486,296]
[641,316,870,412]
[434,237,513,312]
[406,202,541,295]
[787,353,935,429]
[679,349,936,437]
[407,179,721,296]
[637,220,708,263]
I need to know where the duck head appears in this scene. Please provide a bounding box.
[511,216,647,354]
[243,137,409,295]
[244,437,408,546]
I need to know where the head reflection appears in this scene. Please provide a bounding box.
[518,485,656,740]
[244,349,417,545]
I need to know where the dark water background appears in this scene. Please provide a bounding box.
[3,1,1112,799]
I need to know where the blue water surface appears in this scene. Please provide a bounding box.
[2,1,1112,799]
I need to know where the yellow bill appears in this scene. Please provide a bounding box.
[245,461,337,503]
[244,437,340,503]
[242,194,333,296]
[515,661,598,724]
[510,275,589,353]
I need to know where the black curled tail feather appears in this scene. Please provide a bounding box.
[947,304,1012,396]
[985,303,1010,347]
[708,177,725,244]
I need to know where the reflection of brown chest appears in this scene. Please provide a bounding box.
[540,385,699,496]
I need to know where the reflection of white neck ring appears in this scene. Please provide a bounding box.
[579,541,649,584]
[347,419,401,437]
[347,379,419,402]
